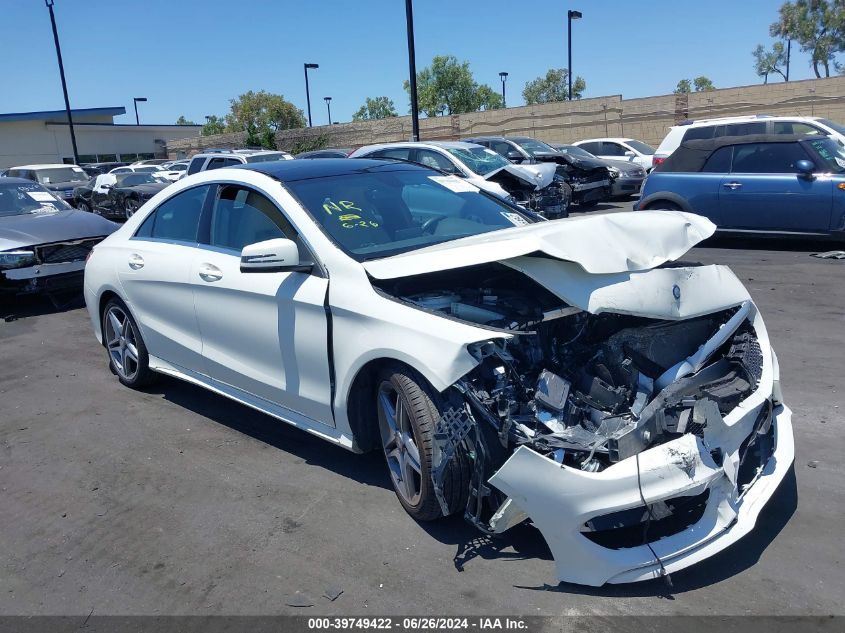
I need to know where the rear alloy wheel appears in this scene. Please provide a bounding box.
[102,298,157,388]
[124,198,140,219]
[376,366,470,521]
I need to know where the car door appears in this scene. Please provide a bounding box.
[191,183,333,425]
[118,184,212,374]
[719,141,832,232]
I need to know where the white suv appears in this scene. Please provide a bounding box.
[653,115,845,167]
[184,149,293,177]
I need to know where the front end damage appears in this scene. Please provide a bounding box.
[484,164,571,219]
[374,259,793,586]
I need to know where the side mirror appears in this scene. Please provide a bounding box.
[624,150,636,157]
[240,238,310,273]
[102,183,113,189]
[795,159,815,176]
[505,150,523,162]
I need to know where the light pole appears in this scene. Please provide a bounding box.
[567,9,582,101]
[45,0,79,165]
[324,97,332,126]
[133,97,147,125]
[499,71,508,108]
[304,63,319,127]
[405,0,420,141]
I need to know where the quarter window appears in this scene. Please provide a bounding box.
[701,146,733,173]
[207,185,293,251]
[186,156,205,175]
[134,185,210,242]
[773,121,824,136]
[731,142,810,173]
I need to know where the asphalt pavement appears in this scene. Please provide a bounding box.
[1,199,842,616]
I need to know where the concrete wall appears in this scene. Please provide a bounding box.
[166,75,845,157]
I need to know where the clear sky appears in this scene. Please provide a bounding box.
[0,0,821,127]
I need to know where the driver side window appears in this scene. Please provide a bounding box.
[207,185,294,252]
[414,149,460,174]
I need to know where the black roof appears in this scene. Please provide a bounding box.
[234,158,427,182]
[657,133,814,173]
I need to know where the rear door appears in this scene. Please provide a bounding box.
[719,142,832,232]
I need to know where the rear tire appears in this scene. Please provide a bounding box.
[375,365,470,521]
[643,201,681,211]
[102,297,158,389]
[124,198,140,219]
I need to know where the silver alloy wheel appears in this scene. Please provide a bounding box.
[124,199,139,219]
[104,305,140,381]
[377,382,423,506]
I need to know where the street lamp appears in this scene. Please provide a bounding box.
[499,72,508,108]
[304,63,319,127]
[133,97,147,125]
[44,0,79,164]
[324,97,332,126]
[567,9,582,101]
[405,0,420,141]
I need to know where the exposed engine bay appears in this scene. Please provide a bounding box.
[530,152,613,206]
[484,167,571,219]
[374,262,767,533]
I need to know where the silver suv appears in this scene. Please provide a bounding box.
[184,149,293,177]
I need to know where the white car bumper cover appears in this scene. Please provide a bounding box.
[488,400,793,586]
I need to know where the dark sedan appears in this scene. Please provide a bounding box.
[73,172,170,220]
[0,178,117,297]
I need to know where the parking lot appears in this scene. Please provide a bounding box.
[1,198,842,617]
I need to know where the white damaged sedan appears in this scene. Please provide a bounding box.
[83,159,794,586]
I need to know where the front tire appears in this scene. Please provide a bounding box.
[102,298,157,388]
[376,365,469,521]
[124,198,140,219]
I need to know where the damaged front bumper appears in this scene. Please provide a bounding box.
[1,260,86,294]
[488,397,793,586]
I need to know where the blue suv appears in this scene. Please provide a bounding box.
[635,134,845,239]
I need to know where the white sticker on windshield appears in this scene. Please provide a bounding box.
[27,191,57,202]
[501,211,529,226]
[72,167,84,173]
[483,148,498,156]
[429,175,477,193]
[835,157,845,169]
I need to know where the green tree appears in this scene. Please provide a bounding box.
[771,1,845,78]
[403,55,503,117]
[223,90,306,149]
[352,96,399,121]
[201,115,226,136]
[752,42,789,83]
[693,76,716,91]
[674,79,692,94]
[522,68,586,103]
[175,115,197,125]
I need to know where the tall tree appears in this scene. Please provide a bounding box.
[175,115,197,125]
[752,42,789,83]
[522,68,586,103]
[693,76,716,91]
[224,90,306,149]
[352,96,399,121]
[403,55,502,117]
[771,0,845,78]
[674,79,692,94]
[202,115,225,136]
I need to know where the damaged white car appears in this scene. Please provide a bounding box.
[84,159,794,586]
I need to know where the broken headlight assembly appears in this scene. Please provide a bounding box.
[0,249,37,269]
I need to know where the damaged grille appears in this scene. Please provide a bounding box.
[581,489,710,550]
[36,239,100,264]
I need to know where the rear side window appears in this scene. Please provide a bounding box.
[206,157,227,170]
[186,157,205,175]
[701,146,733,172]
[713,122,766,137]
[369,148,412,161]
[683,126,715,141]
[773,121,824,136]
[135,185,210,242]
[578,142,602,154]
[731,142,810,173]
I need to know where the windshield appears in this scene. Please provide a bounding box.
[555,144,597,159]
[512,138,558,156]
[35,167,88,184]
[817,118,845,138]
[117,173,161,186]
[625,140,656,155]
[447,146,510,175]
[806,137,845,173]
[246,152,288,163]
[284,167,533,261]
[0,182,71,217]
[134,166,161,173]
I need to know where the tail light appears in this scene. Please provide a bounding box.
[652,156,666,167]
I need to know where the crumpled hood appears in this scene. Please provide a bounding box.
[483,162,557,190]
[363,210,715,279]
[0,209,118,251]
[534,151,607,171]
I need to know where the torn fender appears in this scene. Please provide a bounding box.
[483,162,557,190]
[363,211,715,279]
[487,403,794,586]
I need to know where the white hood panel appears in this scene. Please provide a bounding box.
[363,211,715,279]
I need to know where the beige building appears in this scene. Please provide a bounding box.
[0,106,202,169]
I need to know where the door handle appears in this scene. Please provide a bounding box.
[128,253,144,270]
[723,182,743,190]
[198,263,223,282]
